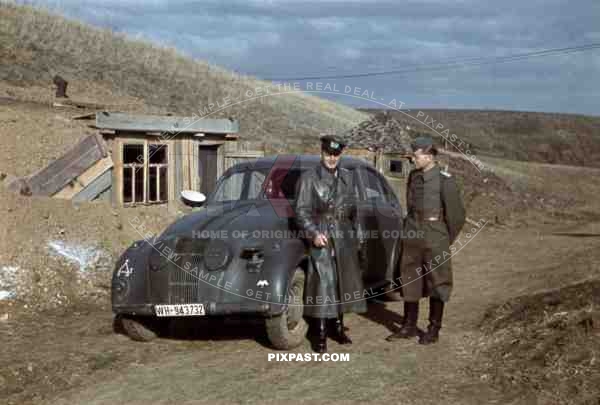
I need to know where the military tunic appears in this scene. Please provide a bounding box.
[399,165,466,302]
[295,163,367,318]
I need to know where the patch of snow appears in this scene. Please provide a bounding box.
[0,290,15,300]
[47,241,110,272]
[0,265,18,300]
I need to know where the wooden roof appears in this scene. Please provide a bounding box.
[342,112,413,154]
[95,112,239,135]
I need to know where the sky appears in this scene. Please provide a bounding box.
[22,0,600,115]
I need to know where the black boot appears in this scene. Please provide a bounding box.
[329,314,352,344]
[311,318,328,353]
[419,297,444,345]
[386,302,419,341]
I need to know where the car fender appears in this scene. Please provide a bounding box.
[255,238,307,317]
[111,240,153,315]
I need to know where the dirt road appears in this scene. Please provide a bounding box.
[3,224,597,405]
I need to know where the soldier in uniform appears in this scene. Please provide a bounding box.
[295,135,367,353]
[387,136,466,344]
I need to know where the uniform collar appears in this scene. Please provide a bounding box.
[317,162,347,185]
[318,162,338,178]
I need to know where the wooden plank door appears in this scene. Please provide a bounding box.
[198,145,219,195]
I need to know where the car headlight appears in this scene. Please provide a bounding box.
[204,239,231,271]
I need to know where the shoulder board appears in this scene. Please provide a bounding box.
[440,170,452,178]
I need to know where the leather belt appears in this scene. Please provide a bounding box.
[410,209,443,222]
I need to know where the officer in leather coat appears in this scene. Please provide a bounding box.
[295,135,367,353]
[387,136,466,345]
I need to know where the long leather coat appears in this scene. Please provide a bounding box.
[295,163,367,318]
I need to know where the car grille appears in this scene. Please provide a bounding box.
[168,253,203,304]
[165,237,209,304]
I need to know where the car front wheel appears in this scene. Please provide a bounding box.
[265,268,308,350]
[118,315,163,342]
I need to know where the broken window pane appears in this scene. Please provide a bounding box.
[147,167,168,202]
[149,166,157,201]
[389,160,403,173]
[123,167,133,203]
[149,144,168,164]
[134,167,144,202]
[159,167,168,201]
[123,144,144,164]
[123,143,168,204]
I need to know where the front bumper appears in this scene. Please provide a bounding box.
[113,301,274,317]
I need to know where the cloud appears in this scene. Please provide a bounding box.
[339,47,362,60]
[308,17,347,32]
[22,0,600,115]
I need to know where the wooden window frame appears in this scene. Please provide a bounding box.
[122,141,169,206]
[147,145,169,203]
[389,159,411,178]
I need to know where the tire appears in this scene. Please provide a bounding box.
[265,268,308,350]
[119,315,160,342]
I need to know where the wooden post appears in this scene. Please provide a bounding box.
[376,148,385,173]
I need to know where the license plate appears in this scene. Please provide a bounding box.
[155,304,206,317]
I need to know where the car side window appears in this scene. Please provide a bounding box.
[362,169,386,202]
[248,171,266,199]
[212,172,245,202]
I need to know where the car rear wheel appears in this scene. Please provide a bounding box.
[265,268,308,350]
[118,315,161,342]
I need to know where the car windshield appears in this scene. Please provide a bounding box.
[210,167,304,203]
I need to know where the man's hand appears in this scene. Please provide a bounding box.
[312,232,328,248]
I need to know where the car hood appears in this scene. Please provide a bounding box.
[160,200,294,240]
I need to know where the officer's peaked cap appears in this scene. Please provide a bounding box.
[320,134,347,155]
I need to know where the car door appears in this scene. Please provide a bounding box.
[356,167,403,288]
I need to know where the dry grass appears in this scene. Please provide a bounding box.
[475,279,600,405]
[366,109,600,168]
[479,156,600,226]
[0,2,368,153]
[0,99,104,177]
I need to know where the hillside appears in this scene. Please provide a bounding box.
[1,3,599,405]
[3,3,600,173]
[0,3,368,161]
[361,108,600,167]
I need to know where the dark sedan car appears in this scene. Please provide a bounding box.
[112,155,403,349]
